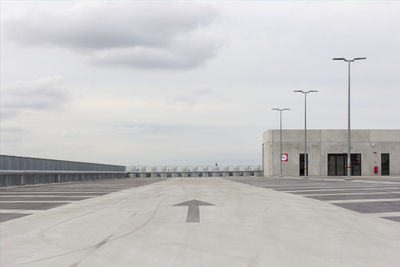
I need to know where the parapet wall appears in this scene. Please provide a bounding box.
[0,155,126,186]
[0,155,125,172]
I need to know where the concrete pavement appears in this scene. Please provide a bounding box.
[1,177,400,267]
[0,178,166,222]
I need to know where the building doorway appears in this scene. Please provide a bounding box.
[299,154,308,176]
[328,154,346,176]
[381,153,390,176]
[328,154,361,176]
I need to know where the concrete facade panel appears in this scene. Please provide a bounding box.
[263,129,400,176]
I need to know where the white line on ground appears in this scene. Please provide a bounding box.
[328,198,400,204]
[0,201,73,203]
[303,191,400,197]
[0,191,112,194]
[366,212,400,217]
[284,187,400,193]
[0,195,96,198]
[0,210,42,214]
[351,180,400,185]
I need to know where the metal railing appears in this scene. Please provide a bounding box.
[0,165,263,186]
[128,165,262,178]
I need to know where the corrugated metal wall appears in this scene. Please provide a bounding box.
[0,155,125,171]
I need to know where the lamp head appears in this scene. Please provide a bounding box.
[272,108,290,111]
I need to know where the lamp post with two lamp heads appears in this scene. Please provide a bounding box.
[332,57,366,180]
[293,90,318,177]
[272,108,290,177]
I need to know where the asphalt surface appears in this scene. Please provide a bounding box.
[227,176,400,222]
[0,178,166,223]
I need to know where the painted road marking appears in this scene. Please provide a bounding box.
[173,199,215,223]
[309,193,400,201]
[0,178,168,223]
[328,198,400,203]
[383,217,400,222]
[0,202,70,210]
[334,200,400,213]
[303,191,400,196]
[227,176,400,223]
[0,213,31,223]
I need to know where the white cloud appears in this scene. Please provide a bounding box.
[5,2,220,69]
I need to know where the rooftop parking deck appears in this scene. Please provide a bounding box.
[1,176,400,266]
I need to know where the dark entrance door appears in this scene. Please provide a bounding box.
[381,153,390,176]
[328,154,346,176]
[351,154,362,176]
[299,154,308,176]
[328,154,361,176]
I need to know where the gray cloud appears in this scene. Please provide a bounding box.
[1,76,71,119]
[5,2,220,69]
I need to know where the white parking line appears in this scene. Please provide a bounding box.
[303,191,400,197]
[0,209,42,214]
[0,195,96,198]
[0,191,111,194]
[328,198,400,204]
[0,201,73,203]
[284,187,400,193]
[367,212,400,217]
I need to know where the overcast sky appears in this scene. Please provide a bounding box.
[1,1,399,167]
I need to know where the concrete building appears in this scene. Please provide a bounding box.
[263,129,400,177]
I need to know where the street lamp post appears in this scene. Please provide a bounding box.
[333,57,366,180]
[272,108,290,177]
[293,90,318,177]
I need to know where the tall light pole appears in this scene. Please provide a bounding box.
[272,108,290,177]
[333,57,366,180]
[293,90,318,177]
